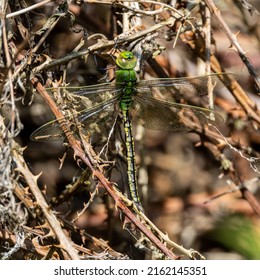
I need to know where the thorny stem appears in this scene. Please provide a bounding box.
[12,143,80,260]
[205,0,260,92]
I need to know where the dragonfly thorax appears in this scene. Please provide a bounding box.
[116,68,137,111]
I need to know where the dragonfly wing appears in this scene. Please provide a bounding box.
[77,94,121,137]
[30,119,66,141]
[45,83,120,111]
[136,73,232,102]
[131,93,222,132]
[31,85,122,142]
[48,82,116,95]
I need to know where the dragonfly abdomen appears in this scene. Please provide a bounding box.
[122,109,140,204]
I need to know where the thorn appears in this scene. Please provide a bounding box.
[58,152,67,170]
[35,221,51,230]
[233,31,240,39]
[33,172,43,181]
[114,200,120,211]
[228,44,237,52]
[19,146,27,152]
[194,141,202,147]
[76,158,82,167]
[42,184,47,195]
[43,227,56,239]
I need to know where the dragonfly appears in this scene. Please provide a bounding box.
[31,51,229,208]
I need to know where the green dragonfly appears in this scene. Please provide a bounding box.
[31,51,228,207]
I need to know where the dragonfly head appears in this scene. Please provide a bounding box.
[116,51,137,70]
